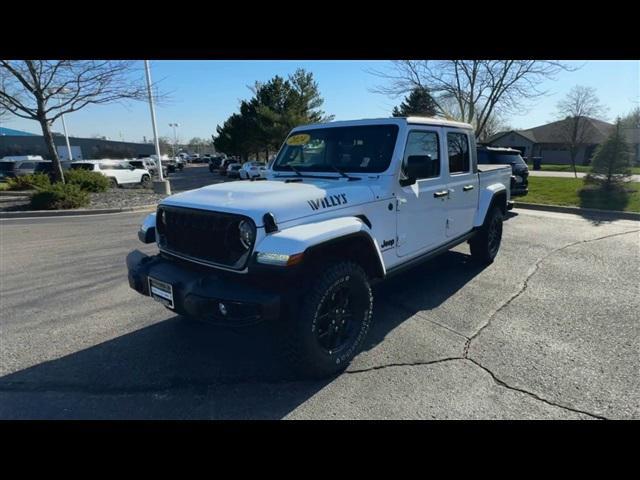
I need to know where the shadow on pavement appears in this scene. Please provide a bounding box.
[0,250,486,419]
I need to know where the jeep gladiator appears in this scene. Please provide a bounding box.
[127,117,511,377]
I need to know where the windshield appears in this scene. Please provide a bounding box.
[272,125,399,174]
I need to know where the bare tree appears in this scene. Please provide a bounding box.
[0,60,162,182]
[369,60,574,139]
[555,85,607,178]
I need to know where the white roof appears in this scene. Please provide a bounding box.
[72,159,130,164]
[292,116,473,131]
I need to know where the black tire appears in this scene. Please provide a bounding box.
[282,261,373,378]
[141,174,151,188]
[470,204,503,264]
[109,177,118,188]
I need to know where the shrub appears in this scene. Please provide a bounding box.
[587,119,633,188]
[30,183,89,210]
[6,173,51,191]
[64,168,110,192]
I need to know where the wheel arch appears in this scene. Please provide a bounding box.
[474,186,507,227]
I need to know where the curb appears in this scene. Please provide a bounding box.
[514,202,640,221]
[0,204,156,219]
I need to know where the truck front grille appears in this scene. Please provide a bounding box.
[155,206,253,270]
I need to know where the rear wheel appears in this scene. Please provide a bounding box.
[470,204,503,264]
[141,174,151,188]
[109,177,118,188]
[282,261,373,378]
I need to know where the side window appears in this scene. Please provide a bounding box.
[20,162,35,169]
[447,132,470,174]
[402,130,440,180]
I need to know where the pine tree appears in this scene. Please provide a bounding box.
[588,119,632,188]
[392,87,438,117]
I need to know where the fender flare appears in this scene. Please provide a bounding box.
[474,185,507,227]
[254,216,386,277]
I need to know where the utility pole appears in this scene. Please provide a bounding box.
[144,60,170,194]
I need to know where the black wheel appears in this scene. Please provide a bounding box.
[141,174,151,188]
[470,204,503,264]
[282,261,373,378]
[109,177,118,188]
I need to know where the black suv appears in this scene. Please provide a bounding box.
[477,146,529,197]
[33,160,72,180]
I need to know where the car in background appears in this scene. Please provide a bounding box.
[218,158,236,175]
[0,157,49,180]
[129,158,169,178]
[33,160,72,181]
[226,162,242,179]
[70,160,151,188]
[477,146,529,197]
[207,155,224,172]
[238,161,267,180]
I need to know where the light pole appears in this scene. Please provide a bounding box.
[144,60,170,193]
[48,88,73,161]
[169,122,180,158]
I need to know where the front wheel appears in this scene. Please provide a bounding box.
[109,177,118,189]
[470,204,503,264]
[282,261,373,378]
[141,174,151,188]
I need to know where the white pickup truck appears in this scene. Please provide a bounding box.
[127,117,511,377]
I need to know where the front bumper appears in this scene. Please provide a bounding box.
[126,250,281,325]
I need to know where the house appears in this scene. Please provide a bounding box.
[487,117,640,166]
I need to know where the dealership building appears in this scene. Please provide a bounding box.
[0,127,155,160]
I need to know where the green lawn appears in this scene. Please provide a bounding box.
[0,182,8,191]
[522,177,640,212]
[527,163,640,175]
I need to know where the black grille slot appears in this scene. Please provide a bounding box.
[156,206,253,269]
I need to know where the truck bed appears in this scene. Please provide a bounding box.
[478,164,512,200]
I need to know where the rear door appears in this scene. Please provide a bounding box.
[396,127,448,257]
[444,129,478,238]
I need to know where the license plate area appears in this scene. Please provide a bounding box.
[148,277,174,309]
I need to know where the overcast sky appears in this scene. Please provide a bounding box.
[2,60,638,142]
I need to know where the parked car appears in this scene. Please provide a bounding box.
[0,158,49,180]
[218,158,236,175]
[33,160,72,180]
[128,116,512,378]
[129,158,169,178]
[226,163,242,178]
[71,160,151,188]
[239,161,267,180]
[477,146,529,197]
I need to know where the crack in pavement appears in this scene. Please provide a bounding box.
[462,228,640,358]
[351,357,608,419]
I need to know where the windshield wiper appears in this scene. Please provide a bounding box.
[327,164,360,181]
[284,164,303,176]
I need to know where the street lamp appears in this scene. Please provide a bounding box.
[169,122,180,158]
[47,88,73,161]
[144,60,170,193]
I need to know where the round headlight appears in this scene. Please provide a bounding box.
[238,220,255,249]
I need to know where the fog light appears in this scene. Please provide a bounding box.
[219,302,228,316]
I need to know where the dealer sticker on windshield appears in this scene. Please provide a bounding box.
[286,133,311,146]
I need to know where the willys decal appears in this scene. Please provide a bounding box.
[308,193,348,211]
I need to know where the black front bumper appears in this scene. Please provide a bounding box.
[126,250,281,325]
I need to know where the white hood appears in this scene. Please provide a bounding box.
[159,178,376,226]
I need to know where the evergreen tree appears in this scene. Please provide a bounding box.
[588,119,632,188]
[392,87,438,117]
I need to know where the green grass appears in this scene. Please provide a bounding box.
[523,177,640,212]
[527,163,640,174]
[0,182,8,191]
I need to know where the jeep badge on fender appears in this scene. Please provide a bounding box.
[126,117,512,378]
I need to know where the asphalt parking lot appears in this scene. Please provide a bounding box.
[0,183,638,418]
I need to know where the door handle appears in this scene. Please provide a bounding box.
[433,190,448,198]
[463,185,475,191]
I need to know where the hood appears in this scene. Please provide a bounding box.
[160,178,376,226]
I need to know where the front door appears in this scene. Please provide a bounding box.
[396,128,448,257]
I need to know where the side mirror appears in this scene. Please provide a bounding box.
[130,165,135,170]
